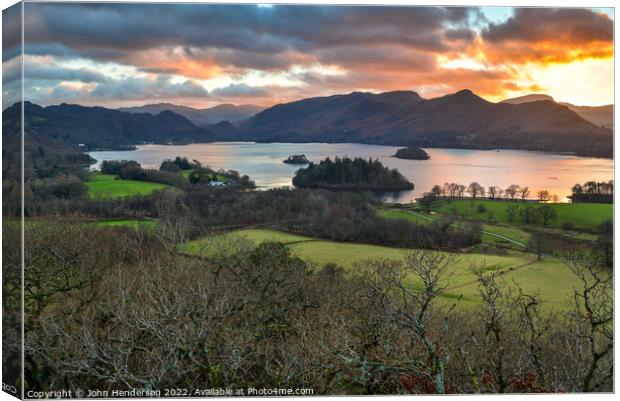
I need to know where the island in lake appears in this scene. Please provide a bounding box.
[283,154,310,164]
[292,156,413,191]
[393,146,430,160]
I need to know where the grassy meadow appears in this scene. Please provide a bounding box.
[377,208,531,248]
[93,219,158,229]
[182,228,589,311]
[433,199,611,231]
[86,172,168,198]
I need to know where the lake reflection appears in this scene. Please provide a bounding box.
[89,142,613,203]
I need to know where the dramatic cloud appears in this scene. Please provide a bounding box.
[480,8,613,64]
[2,4,614,108]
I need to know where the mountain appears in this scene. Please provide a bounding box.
[502,94,613,129]
[239,90,612,158]
[119,103,213,127]
[558,103,613,129]
[500,94,554,104]
[119,103,263,126]
[8,102,214,150]
[6,89,612,159]
[202,104,263,124]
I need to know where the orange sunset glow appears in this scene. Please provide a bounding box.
[2,4,614,109]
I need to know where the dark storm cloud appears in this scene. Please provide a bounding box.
[482,8,613,44]
[479,8,613,64]
[445,28,476,42]
[20,64,107,85]
[315,46,437,73]
[21,3,476,64]
[2,3,21,52]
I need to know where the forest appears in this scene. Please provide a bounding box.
[292,157,414,191]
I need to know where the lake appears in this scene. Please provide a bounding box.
[89,142,613,203]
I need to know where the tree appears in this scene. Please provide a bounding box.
[537,205,557,227]
[362,251,458,394]
[473,268,508,392]
[519,204,539,224]
[487,186,500,200]
[418,192,438,213]
[536,190,551,203]
[519,186,531,202]
[527,231,548,260]
[551,194,560,203]
[457,184,466,198]
[564,255,613,391]
[467,182,484,199]
[505,184,520,200]
[444,182,459,199]
[431,185,444,197]
[506,204,520,222]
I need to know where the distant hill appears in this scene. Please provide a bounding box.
[6,102,214,150]
[558,103,613,129]
[119,103,213,127]
[5,89,613,159]
[500,94,555,104]
[119,103,263,126]
[239,90,612,157]
[502,94,613,129]
[203,104,263,124]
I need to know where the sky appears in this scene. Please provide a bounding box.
[1,3,615,109]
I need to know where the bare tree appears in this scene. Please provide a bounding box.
[519,186,531,202]
[468,182,484,199]
[511,285,554,391]
[506,204,520,222]
[537,205,557,227]
[431,185,444,197]
[519,204,539,224]
[487,186,500,200]
[505,185,520,200]
[527,231,547,260]
[564,255,613,392]
[473,267,508,393]
[360,251,458,393]
[537,190,551,203]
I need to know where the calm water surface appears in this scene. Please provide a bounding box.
[89,142,613,203]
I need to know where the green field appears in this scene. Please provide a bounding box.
[180,169,228,181]
[87,172,168,198]
[182,228,591,310]
[94,219,158,229]
[378,208,530,248]
[432,199,612,231]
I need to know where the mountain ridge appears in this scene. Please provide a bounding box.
[119,102,263,126]
[5,88,613,158]
[502,94,613,129]
[237,90,611,157]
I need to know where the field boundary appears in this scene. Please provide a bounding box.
[403,210,527,248]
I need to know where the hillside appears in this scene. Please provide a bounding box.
[203,104,263,124]
[6,88,613,158]
[502,94,613,129]
[119,103,213,127]
[240,90,612,157]
[119,102,263,126]
[558,103,613,129]
[5,101,214,149]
